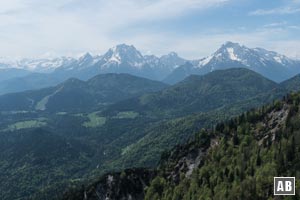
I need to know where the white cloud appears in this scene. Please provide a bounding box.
[0,0,299,60]
[0,0,25,13]
[0,0,230,58]
[292,0,300,4]
[263,22,287,28]
[120,27,300,60]
[249,6,300,16]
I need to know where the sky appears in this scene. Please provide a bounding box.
[0,0,300,60]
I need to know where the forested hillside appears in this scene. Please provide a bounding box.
[145,93,300,200]
[104,68,281,118]
[63,92,300,200]
[0,69,297,200]
[281,74,300,92]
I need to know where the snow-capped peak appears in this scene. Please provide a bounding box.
[18,57,76,73]
[162,52,179,58]
[101,44,145,68]
[198,55,213,67]
[223,41,241,48]
[216,42,246,59]
[109,44,142,58]
[195,41,298,72]
[160,52,186,69]
[196,42,244,67]
[79,53,93,61]
[78,53,94,66]
[251,48,294,66]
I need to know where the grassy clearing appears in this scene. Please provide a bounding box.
[35,96,50,111]
[56,112,67,115]
[83,112,106,128]
[114,111,139,119]
[4,119,47,131]
[73,113,84,117]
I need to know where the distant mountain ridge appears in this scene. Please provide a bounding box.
[54,44,186,81]
[0,67,295,115]
[0,42,299,95]
[165,41,300,83]
[0,44,186,80]
[0,73,168,112]
[105,68,281,118]
[0,57,76,73]
[0,44,186,94]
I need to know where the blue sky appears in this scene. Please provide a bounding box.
[0,0,299,59]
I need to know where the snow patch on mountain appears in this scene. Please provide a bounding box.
[274,56,282,64]
[227,48,240,61]
[198,55,213,67]
[109,53,122,64]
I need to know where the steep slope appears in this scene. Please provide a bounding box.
[63,92,300,200]
[144,93,300,200]
[0,73,168,112]
[107,68,280,118]
[165,42,300,84]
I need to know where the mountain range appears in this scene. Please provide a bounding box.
[0,42,299,95]
[0,56,76,73]
[0,45,185,94]
[1,41,300,200]
[165,42,300,84]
